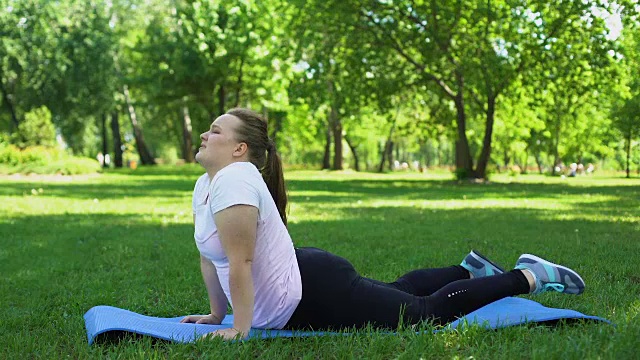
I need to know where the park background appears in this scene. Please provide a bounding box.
[1,0,640,359]
[0,0,639,176]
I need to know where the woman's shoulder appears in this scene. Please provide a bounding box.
[194,173,210,188]
[193,173,213,195]
[214,162,260,182]
[211,162,266,198]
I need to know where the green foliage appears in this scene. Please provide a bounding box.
[0,143,100,175]
[12,106,56,148]
[0,143,66,168]
[7,157,101,175]
[453,167,471,181]
[0,0,636,177]
[156,145,180,165]
[0,144,22,166]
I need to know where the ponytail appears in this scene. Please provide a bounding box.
[263,140,288,226]
[226,108,288,226]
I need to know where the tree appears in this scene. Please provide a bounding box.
[300,0,619,179]
[13,106,56,148]
[613,97,640,177]
[289,0,413,171]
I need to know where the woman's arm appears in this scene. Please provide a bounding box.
[201,255,228,321]
[181,216,228,325]
[213,204,258,339]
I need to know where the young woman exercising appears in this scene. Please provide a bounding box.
[180,108,585,340]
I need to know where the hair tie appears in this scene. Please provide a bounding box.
[267,139,276,153]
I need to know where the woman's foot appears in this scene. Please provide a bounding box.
[515,254,585,295]
[460,250,505,278]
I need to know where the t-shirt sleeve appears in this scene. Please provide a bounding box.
[209,169,260,215]
[192,174,208,215]
[192,177,200,215]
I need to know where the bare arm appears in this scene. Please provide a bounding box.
[181,214,228,325]
[200,255,228,321]
[214,204,257,337]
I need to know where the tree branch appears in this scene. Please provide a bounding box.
[496,2,579,95]
[361,10,457,99]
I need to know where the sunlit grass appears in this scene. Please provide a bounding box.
[1,166,639,359]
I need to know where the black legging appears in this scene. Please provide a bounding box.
[284,247,530,330]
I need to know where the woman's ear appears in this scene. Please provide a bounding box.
[233,142,248,158]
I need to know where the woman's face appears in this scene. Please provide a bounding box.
[195,114,243,170]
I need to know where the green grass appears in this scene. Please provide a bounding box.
[1,166,639,359]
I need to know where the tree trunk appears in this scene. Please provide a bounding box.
[325,77,343,171]
[330,105,343,170]
[110,112,124,168]
[182,106,194,163]
[322,119,331,170]
[235,57,245,107]
[551,114,561,175]
[0,78,19,131]
[502,149,510,173]
[378,108,399,172]
[123,85,156,165]
[534,151,543,174]
[218,84,226,116]
[453,94,474,177]
[625,132,631,178]
[345,135,360,171]
[387,141,395,171]
[378,140,390,172]
[475,96,496,178]
[101,113,109,168]
[424,140,431,167]
[270,110,285,144]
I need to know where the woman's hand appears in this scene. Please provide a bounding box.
[202,327,248,341]
[180,314,223,325]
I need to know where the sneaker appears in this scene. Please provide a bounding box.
[515,254,585,295]
[460,249,505,278]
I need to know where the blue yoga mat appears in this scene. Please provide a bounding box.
[84,297,609,344]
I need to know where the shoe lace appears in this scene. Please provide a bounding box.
[543,283,565,292]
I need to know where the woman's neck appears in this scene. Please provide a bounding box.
[205,160,247,180]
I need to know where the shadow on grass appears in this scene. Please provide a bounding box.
[1,171,638,357]
[0,213,194,280]
[3,203,637,289]
[2,204,637,350]
[0,178,196,199]
[287,178,639,204]
[104,164,204,177]
[1,176,637,203]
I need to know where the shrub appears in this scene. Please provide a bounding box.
[0,144,100,175]
[156,145,180,165]
[453,167,475,181]
[20,146,64,165]
[0,132,10,146]
[12,106,57,149]
[453,166,492,181]
[0,144,23,166]
[4,157,101,175]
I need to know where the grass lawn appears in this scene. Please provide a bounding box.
[1,166,639,359]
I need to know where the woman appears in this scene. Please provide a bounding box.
[180,108,585,340]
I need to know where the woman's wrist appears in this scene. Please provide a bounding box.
[232,326,250,337]
[208,313,223,323]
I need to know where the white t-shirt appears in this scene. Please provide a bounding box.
[191,162,302,329]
